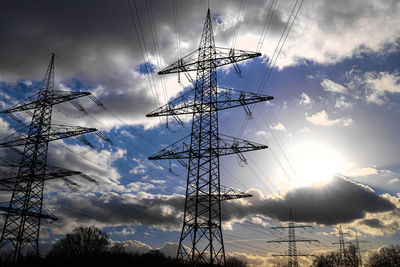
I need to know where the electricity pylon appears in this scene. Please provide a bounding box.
[267,208,319,267]
[147,9,273,266]
[332,225,351,266]
[353,230,368,267]
[0,54,104,262]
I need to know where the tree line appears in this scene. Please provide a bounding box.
[1,226,398,266]
[1,226,247,267]
[312,243,400,267]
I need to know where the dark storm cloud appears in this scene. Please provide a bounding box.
[0,0,275,128]
[51,192,184,229]
[1,0,398,81]
[48,176,396,231]
[2,0,397,129]
[222,176,396,225]
[0,0,237,80]
[361,218,384,228]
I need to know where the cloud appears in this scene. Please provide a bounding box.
[225,251,312,267]
[159,242,179,258]
[346,70,400,104]
[110,226,136,236]
[321,79,347,93]
[110,239,153,254]
[389,178,399,184]
[298,92,311,105]
[364,71,400,104]
[256,130,268,136]
[361,218,384,228]
[306,110,352,126]
[42,176,397,237]
[47,142,125,185]
[120,129,136,140]
[298,127,310,133]
[0,0,398,130]
[335,95,352,109]
[126,182,155,192]
[347,167,379,177]
[269,0,400,67]
[129,157,163,176]
[47,192,185,234]
[270,122,287,132]
[221,176,396,226]
[353,200,400,236]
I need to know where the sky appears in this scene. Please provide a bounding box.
[0,0,399,266]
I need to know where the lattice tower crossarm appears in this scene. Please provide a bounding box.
[0,54,99,262]
[0,165,83,191]
[147,9,272,266]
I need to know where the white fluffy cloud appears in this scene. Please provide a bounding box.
[270,122,287,132]
[364,71,400,104]
[306,110,352,127]
[346,70,400,104]
[347,167,379,177]
[321,79,347,93]
[297,92,311,105]
[335,95,353,109]
[110,239,153,254]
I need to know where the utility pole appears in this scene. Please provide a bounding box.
[267,208,319,267]
[0,54,107,262]
[147,9,273,266]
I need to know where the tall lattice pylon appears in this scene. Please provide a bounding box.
[267,208,319,267]
[353,230,368,267]
[332,225,351,266]
[147,9,273,266]
[0,54,102,262]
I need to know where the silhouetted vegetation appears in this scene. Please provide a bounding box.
[225,256,248,267]
[312,244,360,267]
[366,245,400,267]
[1,226,248,267]
[312,244,400,267]
[48,226,109,258]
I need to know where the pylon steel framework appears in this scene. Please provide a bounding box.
[353,230,368,267]
[332,225,351,266]
[147,9,273,266]
[0,54,103,261]
[267,208,319,267]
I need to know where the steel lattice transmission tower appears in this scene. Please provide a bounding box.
[147,9,273,265]
[332,225,351,266]
[0,54,104,261]
[353,230,368,267]
[267,208,319,267]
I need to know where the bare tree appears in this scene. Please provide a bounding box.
[366,245,400,267]
[312,251,341,267]
[343,244,364,267]
[225,256,248,267]
[49,226,109,257]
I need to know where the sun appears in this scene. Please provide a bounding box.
[290,141,348,187]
